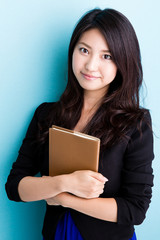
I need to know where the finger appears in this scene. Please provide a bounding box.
[46,200,52,205]
[46,199,59,206]
[92,182,105,192]
[94,185,105,194]
[93,187,104,196]
[90,172,108,183]
[96,181,106,187]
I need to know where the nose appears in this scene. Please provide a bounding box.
[85,55,99,72]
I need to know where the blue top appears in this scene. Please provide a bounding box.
[54,211,83,240]
[54,211,137,240]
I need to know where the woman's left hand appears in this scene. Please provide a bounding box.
[45,192,70,207]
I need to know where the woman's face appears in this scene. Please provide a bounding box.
[72,28,117,96]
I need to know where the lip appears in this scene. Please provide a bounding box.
[81,72,100,80]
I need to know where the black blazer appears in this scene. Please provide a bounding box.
[5,103,154,240]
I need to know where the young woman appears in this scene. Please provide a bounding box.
[5,8,154,240]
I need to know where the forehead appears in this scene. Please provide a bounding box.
[77,28,109,50]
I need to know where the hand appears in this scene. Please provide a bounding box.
[45,197,60,206]
[66,170,108,199]
[45,192,70,207]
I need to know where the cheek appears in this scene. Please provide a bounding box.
[72,51,79,76]
[72,51,75,69]
[72,50,85,76]
[106,64,117,79]
[112,66,117,78]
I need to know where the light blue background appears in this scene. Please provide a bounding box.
[0,1,159,239]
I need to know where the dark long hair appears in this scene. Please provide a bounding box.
[38,8,149,149]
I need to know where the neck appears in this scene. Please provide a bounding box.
[83,89,105,113]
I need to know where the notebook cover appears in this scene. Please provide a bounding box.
[49,125,100,176]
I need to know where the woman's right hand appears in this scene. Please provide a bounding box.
[65,170,108,199]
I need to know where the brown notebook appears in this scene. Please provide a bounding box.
[49,125,100,176]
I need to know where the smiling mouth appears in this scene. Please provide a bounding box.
[81,72,100,80]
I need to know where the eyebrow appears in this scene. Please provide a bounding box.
[78,41,111,53]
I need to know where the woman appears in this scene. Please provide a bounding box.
[5,8,154,240]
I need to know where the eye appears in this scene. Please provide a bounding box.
[103,54,112,60]
[79,47,89,54]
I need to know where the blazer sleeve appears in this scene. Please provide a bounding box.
[115,111,154,225]
[5,102,48,202]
